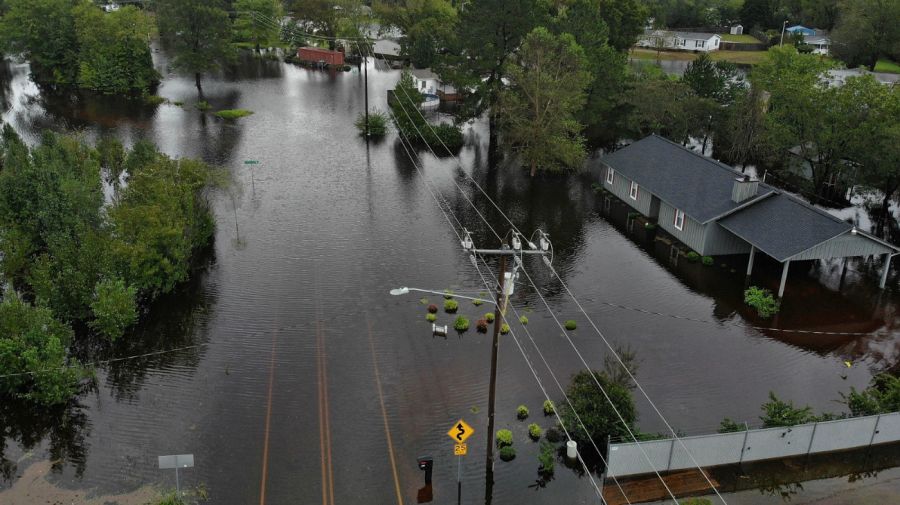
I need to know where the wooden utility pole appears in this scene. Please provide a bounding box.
[483,246,508,504]
[364,43,370,137]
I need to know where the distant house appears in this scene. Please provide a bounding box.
[296,47,345,67]
[824,68,900,87]
[597,135,898,295]
[730,25,743,35]
[637,30,722,52]
[803,35,831,55]
[786,25,816,36]
[410,68,459,102]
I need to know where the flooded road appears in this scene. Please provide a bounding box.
[1,50,899,504]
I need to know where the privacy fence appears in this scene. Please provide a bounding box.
[605,412,900,478]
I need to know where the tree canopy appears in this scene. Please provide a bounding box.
[559,369,637,450]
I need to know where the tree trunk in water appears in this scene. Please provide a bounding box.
[530,159,537,178]
[195,73,203,99]
[882,191,892,237]
[255,42,261,54]
[488,113,499,160]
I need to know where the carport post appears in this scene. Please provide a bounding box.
[778,260,791,298]
[879,253,891,289]
[746,246,756,276]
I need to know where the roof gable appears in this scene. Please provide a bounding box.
[599,135,772,223]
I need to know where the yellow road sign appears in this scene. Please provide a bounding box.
[447,419,474,443]
[454,443,467,456]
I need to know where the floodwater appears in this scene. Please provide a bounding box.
[0,48,899,505]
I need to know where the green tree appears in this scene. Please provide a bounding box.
[682,53,742,106]
[233,0,284,52]
[720,86,770,171]
[0,0,80,88]
[499,28,590,177]
[626,73,714,145]
[74,4,159,94]
[0,296,81,405]
[596,0,648,52]
[831,0,900,69]
[740,0,774,30]
[760,392,816,427]
[376,0,457,69]
[438,0,548,139]
[841,373,900,416]
[157,0,234,97]
[89,278,138,340]
[559,369,637,449]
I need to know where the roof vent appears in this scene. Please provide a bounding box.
[732,175,759,203]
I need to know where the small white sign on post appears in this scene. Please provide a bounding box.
[158,454,194,497]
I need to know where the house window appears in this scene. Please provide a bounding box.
[606,168,615,184]
[674,209,685,231]
[629,181,639,200]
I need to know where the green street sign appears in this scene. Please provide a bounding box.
[244,160,259,165]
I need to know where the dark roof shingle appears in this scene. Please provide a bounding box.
[599,135,772,223]
[718,193,851,261]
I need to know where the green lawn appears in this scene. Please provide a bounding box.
[720,34,761,44]
[874,59,900,74]
[630,48,769,65]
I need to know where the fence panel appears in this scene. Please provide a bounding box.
[668,432,745,472]
[606,439,672,478]
[606,412,900,478]
[873,413,900,445]
[809,416,878,453]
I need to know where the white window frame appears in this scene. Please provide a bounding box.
[606,168,615,184]
[674,209,685,231]
[629,181,639,200]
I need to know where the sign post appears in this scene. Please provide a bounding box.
[158,454,194,498]
[244,160,259,196]
[447,420,473,505]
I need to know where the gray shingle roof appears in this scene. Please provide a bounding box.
[718,193,851,261]
[599,135,773,223]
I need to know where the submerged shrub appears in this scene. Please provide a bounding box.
[499,445,516,461]
[485,312,495,323]
[519,315,528,325]
[496,429,513,447]
[701,256,714,266]
[215,109,254,119]
[354,110,388,137]
[472,298,483,306]
[426,313,437,322]
[427,304,438,314]
[444,299,458,313]
[500,323,510,334]
[454,316,469,331]
[444,289,454,299]
[744,286,779,318]
[686,251,700,262]
[538,440,555,475]
[517,405,529,420]
[564,320,577,331]
[543,400,555,416]
[528,423,542,440]
[476,319,488,333]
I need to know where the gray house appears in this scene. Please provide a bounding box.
[598,135,899,296]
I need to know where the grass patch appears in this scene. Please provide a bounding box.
[720,34,761,43]
[143,94,166,106]
[630,48,769,65]
[874,59,900,74]
[215,109,254,119]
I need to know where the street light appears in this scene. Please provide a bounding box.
[780,20,789,46]
[389,287,495,305]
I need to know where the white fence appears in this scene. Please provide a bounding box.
[606,412,900,478]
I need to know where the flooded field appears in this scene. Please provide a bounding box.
[1,49,898,504]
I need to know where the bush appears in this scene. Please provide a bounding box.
[519,315,528,325]
[701,256,714,266]
[454,316,469,332]
[560,370,637,449]
[444,289,454,299]
[499,445,516,461]
[432,122,464,150]
[517,405,529,420]
[476,319,488,333]
[841,373,900,416]
[196,100,211,111]
[744,286,779,318]
[496,429,513,447]
[500,323,510,334]
[686,251,700,262]
[485,312,495,323]
[538,440,555,475]
[472,298,483,306]
[354,110,389,137]
[718,418,746,433]
[426,313,437,322]
[143,94,166,106]
[528,423,542,440]
[444,299,458,313]
[543,400,555,416]
[215,109,254,119]
[761,391,816,428]
[427,304,438,314]
[89,278,138,340]
[564,320,577,331]
[544,427,564,443]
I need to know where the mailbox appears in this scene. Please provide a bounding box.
[417,455,434,485]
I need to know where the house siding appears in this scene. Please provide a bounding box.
[789,232,894,261]
[659,202,707,253]
[604,164,653,216]
[703,223,753,255]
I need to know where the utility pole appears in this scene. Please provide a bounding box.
[364,41,370,138]
[460,229,552,505]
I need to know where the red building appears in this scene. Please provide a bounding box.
[296,47,345,67]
